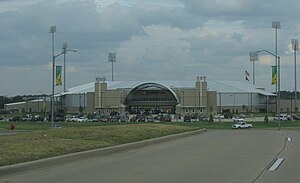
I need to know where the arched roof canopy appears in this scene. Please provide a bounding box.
[123,82,179,106]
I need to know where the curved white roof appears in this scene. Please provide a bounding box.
[62,80,275,96]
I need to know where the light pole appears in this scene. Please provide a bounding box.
[292,39,299,112]
[62,43,77,92]
[49,25,56,128]
[249,52,258,85]
[108,53,116,81]
[256,49,281,130]
[49,26,77,128]
[272,21,281,115]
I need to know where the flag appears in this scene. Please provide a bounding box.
[271,66,277,85]
[245,69,250,81]
[56,66,62,86]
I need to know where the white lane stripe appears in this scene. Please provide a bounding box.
[268,158,284,171]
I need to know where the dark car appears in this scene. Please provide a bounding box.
[119,115,129,122]
[160,115,172,122]
[9,116,21,122]
[199,115,209,122]
[110,116,119,122]
[292,114,300,120]
[146,116,154,122]
[100,115,110,122]
[137,116,146,122]
[184,115,192,122]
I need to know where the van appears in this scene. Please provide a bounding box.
[274,114,288,121]
[279,114,288,121]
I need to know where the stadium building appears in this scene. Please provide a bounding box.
[56,76,275,115]
[5,76,276,116]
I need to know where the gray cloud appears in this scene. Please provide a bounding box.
[0,0,300,95]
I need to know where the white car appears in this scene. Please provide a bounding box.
[274,114,288,121]
[232,122,252,129]
[233,118,244,122]
[67,116,79,122]
[214,114,225,119]
[77,117,88,122]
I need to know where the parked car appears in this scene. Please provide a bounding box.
[146,116,154,122]
[34,115,44,122]
[120,115,129,122]
[137,116,146,122]
[160,114,172,122]
[67,116,79,122]
[110,116,119,122]
[199,115,209,122]
[233,117,244,122]
[9,116,21,122]
[214,114,224,119]
[22,114,33,121]
[184,115,192,122]
[292,114,300,120]
[274,114,288,121]
[77,117,88,122]
[232,122,252,129]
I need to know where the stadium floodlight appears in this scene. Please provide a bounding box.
[108,53,116,81]
[272,21,281,119]
[292,39,299,112]
[62,42,77,92]
[49,26,56,128]
[249,52,259,85]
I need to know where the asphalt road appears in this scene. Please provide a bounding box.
[1,130,299,183]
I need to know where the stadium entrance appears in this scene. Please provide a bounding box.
[123,83,179,114]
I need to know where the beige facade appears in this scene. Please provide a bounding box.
[5,100,51,114]
[90,80,216,116]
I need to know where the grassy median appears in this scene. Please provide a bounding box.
[1,120,300,166]
[0,123,197,166]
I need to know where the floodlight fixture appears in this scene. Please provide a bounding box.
[292,39,299,51]
[249,52,259,85]
[108,53,116,81]
[49,26,56,33]
[272,21,281,29]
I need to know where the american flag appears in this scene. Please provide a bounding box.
[245,70,250,81]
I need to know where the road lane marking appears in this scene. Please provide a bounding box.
[268,158,284,171]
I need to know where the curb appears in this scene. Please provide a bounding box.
[0,128,206,176]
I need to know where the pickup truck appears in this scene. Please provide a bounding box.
[232,122,252,129]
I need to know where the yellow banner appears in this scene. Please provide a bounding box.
[271,66,277,85]
[56,66,62,86]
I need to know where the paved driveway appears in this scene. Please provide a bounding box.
[1,130,298,183]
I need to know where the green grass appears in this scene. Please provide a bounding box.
[1,120,300,166]
[0,123,196,166]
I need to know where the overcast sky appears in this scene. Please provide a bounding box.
[1,0,300,96]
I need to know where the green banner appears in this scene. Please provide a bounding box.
[271,66,277,85]
[56,66,62,86]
